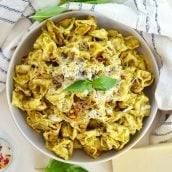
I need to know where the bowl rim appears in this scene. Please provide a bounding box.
[6,10,159,164]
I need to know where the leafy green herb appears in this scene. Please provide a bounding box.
[92,76,117,91]
[81,0,112,4]
[64,76,117,92]
[30,6,67,22]
[61,0,111,3]
[61,0,88,3]
[64,80,92,91]
[43,159,88,172]
[30,0,113,22]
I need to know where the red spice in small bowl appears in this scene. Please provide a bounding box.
[0,138,12,171]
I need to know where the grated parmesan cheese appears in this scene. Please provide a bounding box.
[123,106,133,113]
[48,115,62,122]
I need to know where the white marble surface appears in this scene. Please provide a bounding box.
[0,91,113,172]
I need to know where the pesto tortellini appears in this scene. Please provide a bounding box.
[12,16,154,160]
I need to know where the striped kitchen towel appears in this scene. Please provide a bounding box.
[150,112,172,144]
[0,0,172,143]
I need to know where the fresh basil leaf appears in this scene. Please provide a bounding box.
[61,0,111,3]
[61,0,88,3]
[83,0,112,4]
[45,160,70,172]
[92,76,117,91]
[30,6,67,22]
[64,80,92,92]
[44,159,88,172]
[30,0,113,22]
[69,165,89,172]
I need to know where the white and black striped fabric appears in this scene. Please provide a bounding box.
[0,0,172,144]
[150,112,172,144]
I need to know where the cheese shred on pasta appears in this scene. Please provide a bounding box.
[12,16,154,160]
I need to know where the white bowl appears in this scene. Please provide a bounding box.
[0,131,19,171]
[6,11,159,164]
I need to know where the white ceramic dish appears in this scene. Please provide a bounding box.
[0,131,18,171]
[6,11,159,164]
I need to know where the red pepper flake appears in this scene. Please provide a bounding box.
[132,82,139,89]
[79,124,86,129]
[96,149,101,155]
[0,153,3,161]
[0,162,4,169]
[50,55,56,61]
[106,114,112,118]
[3,158,9,165]
[40,101,45,106]
[37,73,42,77]
[0,139,12,170]
[114,106,120,112]
[68,115,77,119]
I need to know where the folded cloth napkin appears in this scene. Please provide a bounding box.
[150,112,172,144]
[0,0,172,144]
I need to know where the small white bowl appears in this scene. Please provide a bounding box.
[6,11,159,164]
[0,131,18,171]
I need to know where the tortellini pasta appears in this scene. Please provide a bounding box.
[12,16,154,160]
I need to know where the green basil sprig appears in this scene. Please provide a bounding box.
[92,76,117,91]
[64,80,92,91]
[30,0,113,22]
[36,159,88,172]
[30,6,67,22]
[61,0,112,3]
[64,76,117,92]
